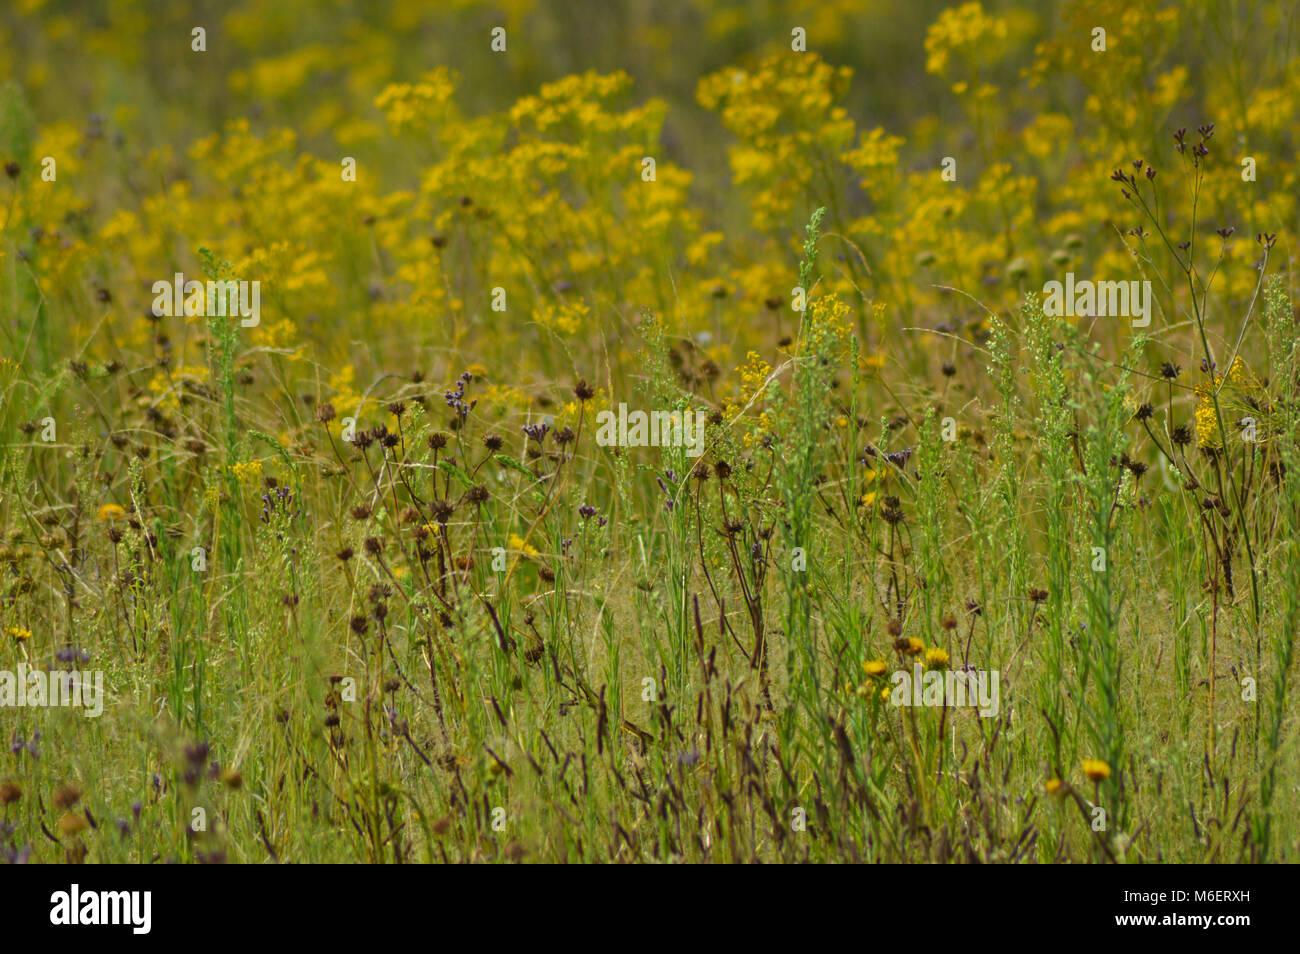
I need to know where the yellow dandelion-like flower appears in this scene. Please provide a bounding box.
[7,626,32,643]
[1045,778,1064,796]
[508,534,540,559]
[1082,758,1111,782]
[925,647,950,668]
[862,659,887,677]
[904,637,924,656]
[535,304,578,335]
[58,812,87,838]
[97,504,126,521]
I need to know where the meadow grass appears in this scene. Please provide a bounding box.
[0,0,1298,863]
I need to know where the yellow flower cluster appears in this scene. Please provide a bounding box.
[375,68,458,134]
[508,534,540,559]
[1194,357,1252,448]
[698,54,853,231]
[1082,758,1112,782]
[924,1,1010,78]
[536,301,589,336]
[229,459,265,488]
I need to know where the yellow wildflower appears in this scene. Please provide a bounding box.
[229,459,264,487]
[1082,759,1111,783]
[508,534,540,559]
